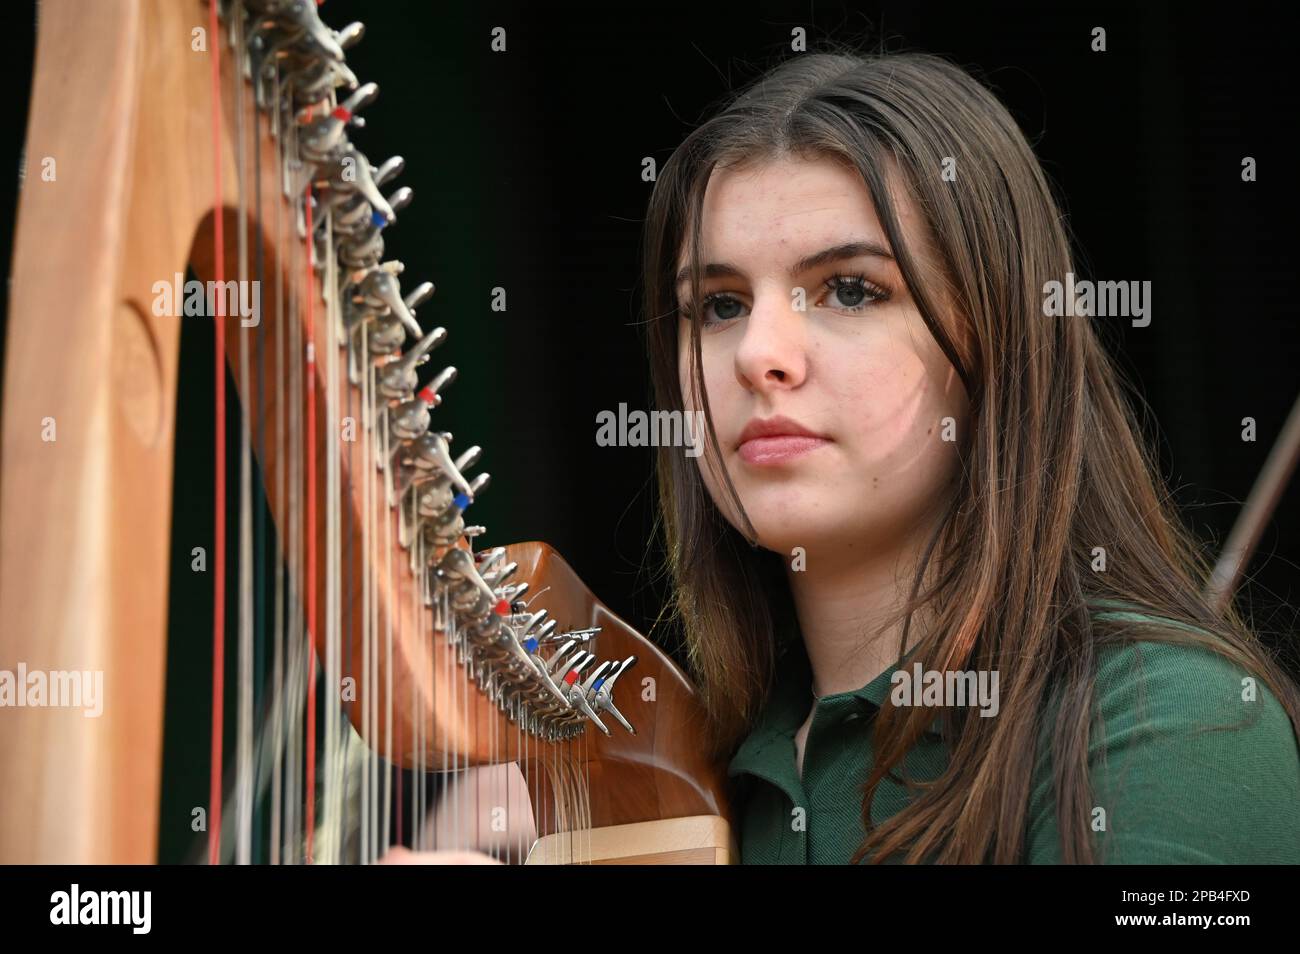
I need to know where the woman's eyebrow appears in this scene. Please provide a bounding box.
[674,239,894,287]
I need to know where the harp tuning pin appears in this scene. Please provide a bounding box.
[419,367,458,409]
[350,147,395,223]
[410,431,474,501]
[465,470,490,500]
[353,267,420,338]
[473,546,509,571]
[387,186,414,217]
[374,156,406,188]
[590,656,637,735]
[336,21,366,51]
[286,0,347,61]
[559,626,602,644]
[324,147,396,231]
[378,327,447,398]
[387,397,432,443]
[297,86,376,162]
[339,81,380,115]
[365,312,407,356]
[248,0,344,61]
[398,326,447,372]
[553,652,608,733]
[405,281,435,311]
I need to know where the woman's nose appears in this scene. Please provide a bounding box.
[733,290,808,391]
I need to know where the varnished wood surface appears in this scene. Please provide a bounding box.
[526,815,735,865]
[1,0,233,864]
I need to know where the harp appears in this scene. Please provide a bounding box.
[0,0,735,865]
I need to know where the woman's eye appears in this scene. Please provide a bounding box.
[822,274,889,311]
[690,274,889,327]
[697,293,746,325]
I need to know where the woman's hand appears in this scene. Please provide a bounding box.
[375,845,503,865]
[373,762,536,864]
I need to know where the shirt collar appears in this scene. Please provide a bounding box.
[728,597,1160,780]
[727,618,933,780]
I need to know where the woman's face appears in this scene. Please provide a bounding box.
[676,155,969,563]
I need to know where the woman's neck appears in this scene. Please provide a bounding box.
[783,525,940,698]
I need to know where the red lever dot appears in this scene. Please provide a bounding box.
[564,670,580,686]
[418,386,436,405]
[494,599,509,615]
[331,106,352,122]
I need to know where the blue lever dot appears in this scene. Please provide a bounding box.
[453,493,471,510]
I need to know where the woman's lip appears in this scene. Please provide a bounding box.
[738,435,831,465]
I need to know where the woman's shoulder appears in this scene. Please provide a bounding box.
[1085,601,1293,736]
[1026,602,1300,863]
[1089,636,1295,758]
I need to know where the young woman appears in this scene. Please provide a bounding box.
[385,47,1300,864]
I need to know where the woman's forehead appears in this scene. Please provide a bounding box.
[675,156,915,273]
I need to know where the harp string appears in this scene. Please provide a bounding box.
[323,82,344,867]
[381,357,393,857]
[344,300,356,860]
[251,3,269,868]
[361,245,372,862]
[408,495,417,852]
[207,0,228,870]
[285,69,303,867]
[234,1,254,868]
[269,56,287,867]
[206,1,615,866]
[302,99,319,866]
[360,319,373,862]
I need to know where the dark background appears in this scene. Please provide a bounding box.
[2,0,1298,857]
[214,0,1299,642]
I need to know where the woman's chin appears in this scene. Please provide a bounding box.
[744,514,864,558]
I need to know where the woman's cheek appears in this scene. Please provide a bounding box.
[843,357,936,473]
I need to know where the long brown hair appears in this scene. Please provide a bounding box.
[640,46,1300,863]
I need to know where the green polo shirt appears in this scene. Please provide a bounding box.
[726,604,1300,863]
